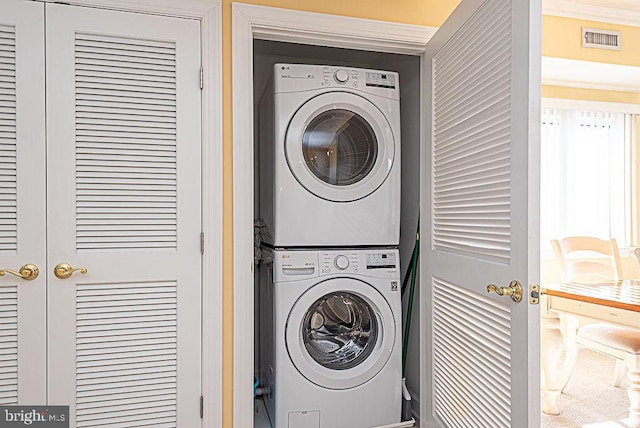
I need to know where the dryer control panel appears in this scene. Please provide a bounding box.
[274,63,399,100]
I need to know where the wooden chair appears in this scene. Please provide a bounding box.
[550,237,640,394]
[550,236,623,283]
[631,247,640,278]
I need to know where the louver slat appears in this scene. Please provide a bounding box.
[75,33,177,251]
[0,286,17,405]
[432,0,512,263]
[76,281,177,428]
[0,25,16,253]
[433,278,512,428]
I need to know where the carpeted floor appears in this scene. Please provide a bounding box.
[542,347,634,428]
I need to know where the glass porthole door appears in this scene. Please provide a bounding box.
[285,92,395,202]
[302,292,378,370]
[302,109,378,187]
[286,278,395,390]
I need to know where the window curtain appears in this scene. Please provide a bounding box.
[541,108,629,249]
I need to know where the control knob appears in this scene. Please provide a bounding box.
[334,69,349,83]
[334,255,349,270]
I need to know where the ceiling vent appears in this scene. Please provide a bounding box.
[582,27,621,51]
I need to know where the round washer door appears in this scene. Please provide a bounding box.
[285,91,395,202]
[286,277,396,390]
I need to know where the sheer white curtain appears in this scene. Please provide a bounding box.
[541,108,630,250]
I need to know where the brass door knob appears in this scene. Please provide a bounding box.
[487,280,523,303]
[0,264,40,281]
[54,263,87,279]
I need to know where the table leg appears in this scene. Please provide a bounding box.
[559,315,580,392]
[541,313,564,415]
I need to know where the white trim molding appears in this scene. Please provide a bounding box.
[231,3,433,427]
[542,78,640,92]
[41,0,217,17]
[46,1,224,427]
[239,3,435,55]
[543,0,640,27]
[543,97,640,114]
[542,57,640,93]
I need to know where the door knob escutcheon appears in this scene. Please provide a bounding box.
[487,280,523,303]
[54,263,87,279]
[0,264,39,281]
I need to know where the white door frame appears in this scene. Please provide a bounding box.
[40,0,223,426]
[232,4,434,427]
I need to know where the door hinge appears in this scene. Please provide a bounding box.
[200,395,204,418]
[200,66,204,90]
[200,232,205,255]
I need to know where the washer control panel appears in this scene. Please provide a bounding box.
[274,249,399,281]
[365,252,397,269]
[319,249,399,277]
[321,252,359,274]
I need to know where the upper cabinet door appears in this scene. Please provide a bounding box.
[421,0,541,426]
[0,0,46,405]
[45,4,203,426]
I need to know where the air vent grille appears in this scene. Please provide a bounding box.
[582,27,620,51]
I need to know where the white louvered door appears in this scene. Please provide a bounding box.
[46,4,202,427]
[0,0,46,405]
[421,0,540,426]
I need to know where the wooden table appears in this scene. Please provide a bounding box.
[540,280,640,424]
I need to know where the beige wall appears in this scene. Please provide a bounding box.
[543,15,640,67]
[542,15,640,102]
[220,2,639,426]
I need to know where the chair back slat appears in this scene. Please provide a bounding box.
[551,236,623,283]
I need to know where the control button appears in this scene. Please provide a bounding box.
[334,255,349,270]
[352,82,358,87]
[321,80,330,87]
[334,70,349,84]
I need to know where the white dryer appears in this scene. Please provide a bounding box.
[259,64,401,247]
[261,248,402,428]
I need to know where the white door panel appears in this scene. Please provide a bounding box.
[45,4,202,426]
[421,0,540,426]
[0,0,46,404]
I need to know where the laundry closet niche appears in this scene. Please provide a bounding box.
[252,39,422,426]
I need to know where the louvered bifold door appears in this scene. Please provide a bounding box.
[45,4,202,427]
[421,0,541,427]
[0,1,47,404]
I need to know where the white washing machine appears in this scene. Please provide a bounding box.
[261,248,402,428]
[259,64,401,247]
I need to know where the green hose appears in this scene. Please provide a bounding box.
[402,219,419,376]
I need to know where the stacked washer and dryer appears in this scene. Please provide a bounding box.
[258,63,403,428]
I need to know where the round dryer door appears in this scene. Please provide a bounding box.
[286,277,396,390]
[285,92,395,202]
